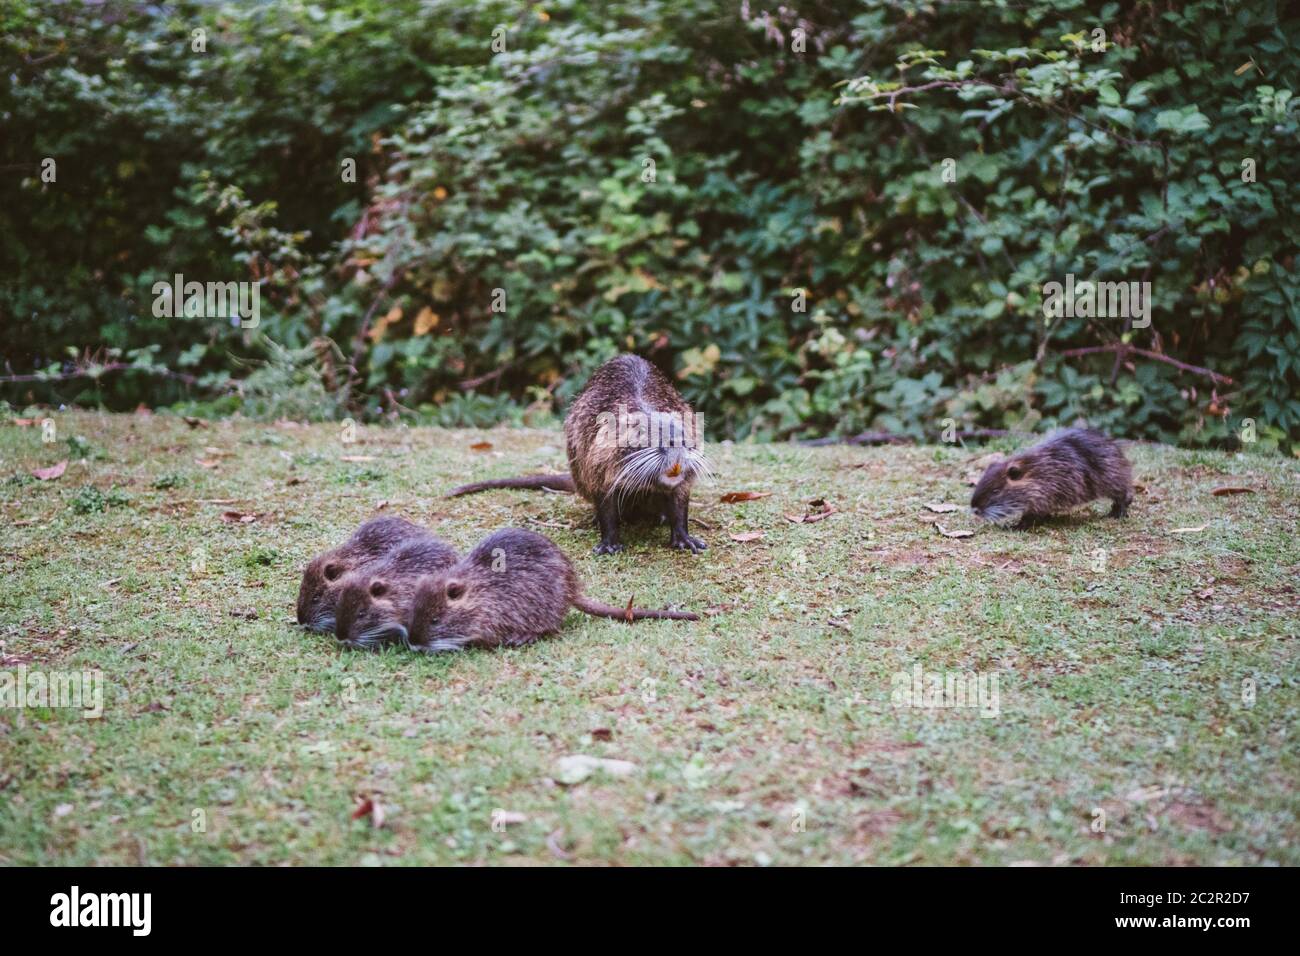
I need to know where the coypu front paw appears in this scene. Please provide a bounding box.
[594,541,625,556]
[669,531,707,553]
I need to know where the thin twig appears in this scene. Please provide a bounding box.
[0,363,224,389]
[1057,345,1234,385]
[459,361,514,391]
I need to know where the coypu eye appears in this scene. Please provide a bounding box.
[446,581,466,601]
[1007,465,1023,481]
[369,580,388,598]
[324,563,342,581]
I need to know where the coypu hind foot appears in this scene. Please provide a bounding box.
[594,476,706,555]
[1108,490,1133,519]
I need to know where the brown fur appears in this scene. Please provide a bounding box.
[296,516,428,632]
[564,354,709,554]
[333,535,460,649]
[405,528,698,654]
[971,428,1133,527]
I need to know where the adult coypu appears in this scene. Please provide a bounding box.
[332,535,461,649]
[568,354,711,554]
[296,515,436,633]
[970,428,1133,528]
[447,354,711,554]
[405,527,699,653]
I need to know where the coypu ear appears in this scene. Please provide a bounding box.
[446,579,467,601]
[369,579,389,598]
[324,562,343,581]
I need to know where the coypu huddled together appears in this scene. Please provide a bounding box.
[298,353,1135,654]
[296,516,453,634]
[304,524,698,653]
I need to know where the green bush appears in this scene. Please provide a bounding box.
[3,0,1297,450]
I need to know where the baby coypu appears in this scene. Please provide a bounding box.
[333,535,461,650]
[406,528,699,654]
[297,515,432,633]
[971,427,1133,528]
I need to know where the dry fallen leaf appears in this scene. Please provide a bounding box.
[351,796,385,828]
[730,531,765,542]
[367,305,403,343]
[1211,486,1255,496]
[555,755,638,785]
[32,461,68,481]
[412,306,440,336]
[182,416,208,429]
[924,502,960,513]
[1125,785,1170,804]
[624,595,635,623]
[783,498,837,524]
[339,454,376,463]
[469,441,493,452]
[195,458,219,469]
[720,491,771,503]
[934,522,975,539]
[12,418,35,427]
[220,511,258,524]
[547,829,573,861]
[1171,525,1207,534]
[285,476,304,486]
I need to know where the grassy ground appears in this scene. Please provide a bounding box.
[0,411,1296,866]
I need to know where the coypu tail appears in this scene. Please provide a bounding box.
[445,474,575,497]
[572,594,699,623]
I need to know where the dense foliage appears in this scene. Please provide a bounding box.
[3,0,1297,450]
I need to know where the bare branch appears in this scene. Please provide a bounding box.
[1057,344,1235,386]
